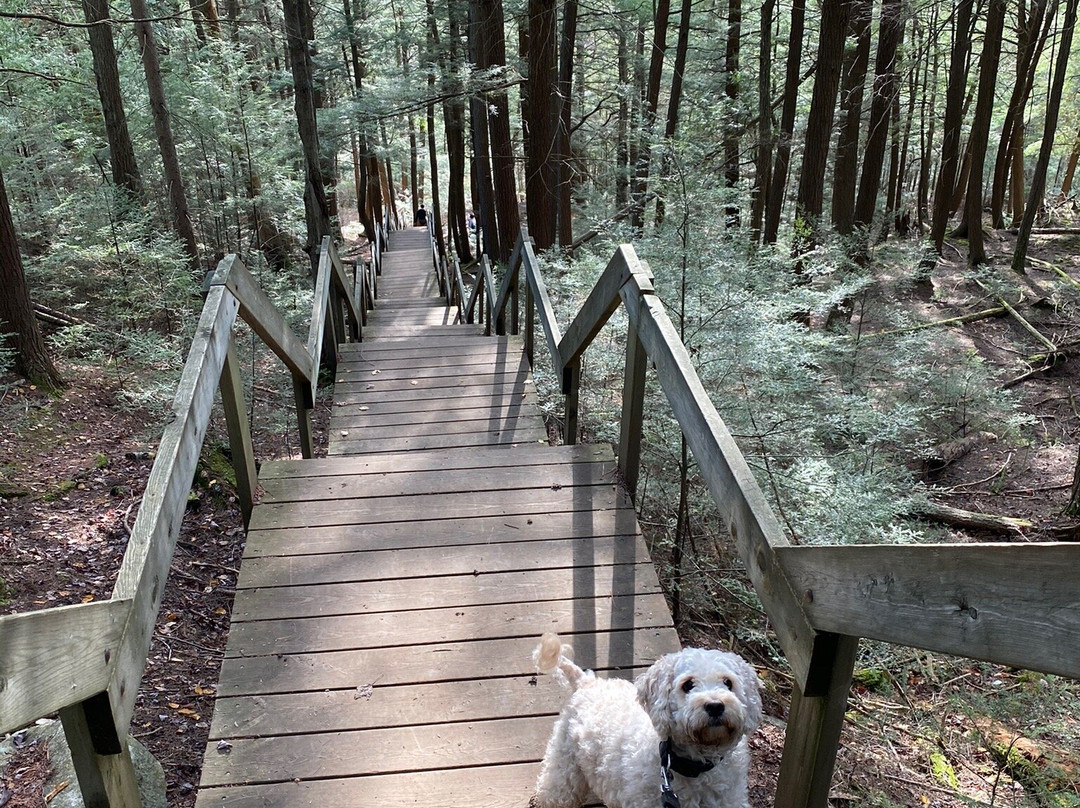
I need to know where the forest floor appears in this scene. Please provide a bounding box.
[1,226,1079,807]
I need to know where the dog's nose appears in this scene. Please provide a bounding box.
[704,702,725,719]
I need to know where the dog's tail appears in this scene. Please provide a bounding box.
[533,632,592,690]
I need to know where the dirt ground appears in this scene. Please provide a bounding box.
[1,228,1079,807]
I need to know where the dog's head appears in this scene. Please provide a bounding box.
[636,647,762,756]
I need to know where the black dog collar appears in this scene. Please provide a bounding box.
[659,739,719,808]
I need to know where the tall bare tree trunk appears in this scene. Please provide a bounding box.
[629,0,670,232]
[831,1,872,236]
[762,0,805,243]
[930,0,973,253]
[749,0,774,242]
[283,0,332,276]
[556,0,578,244]
[1014,0,1078,272]
[524,0,558,249]
[83,0,144,204]
[131,0,199,267]
[723,0,741,226]
[964,0,1007,266]
[654,0,693,228]
[0,168,64,392]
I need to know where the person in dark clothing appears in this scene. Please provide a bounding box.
[414,205,428,226]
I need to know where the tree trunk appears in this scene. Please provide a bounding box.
[749,0,774,242]
[556,0,579,244]
[131,0,199,267]
[0,168,64,392]
[1061,127,1080,197]
[990,0,1053,229]
[443,0,473,261]
[793,0,850,247]
[283,0,332,276]
[524,0,559,249]
[917,4,940,230]
[343,0,377,244]
[468,0,500,258]
[831,1,873,236]
[615,24,631,212]
[964,0,1007,266]
[630,0,670,232]
[723,0,742,226]
[83,0,144,204]
[762,0,805,243]
[852,0,903,235]
[655,0,694,228]
[480,0,521,261]
[425,0,446,257]
[930,0,974,253]
[1013,0,1078,272]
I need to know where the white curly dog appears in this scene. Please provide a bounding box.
[530,633,762,808]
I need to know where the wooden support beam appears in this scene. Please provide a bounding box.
[563,359,580,445]
[60,692,143,808]
[558,245,638,366]
[775,543,1080,679]
[219,336,257,528]
[774,634,859,808]
[618,319,647,499]
[520,239,564,373]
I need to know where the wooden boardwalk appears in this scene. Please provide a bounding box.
[195,229,679,808]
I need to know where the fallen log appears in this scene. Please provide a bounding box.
[868,306,1007,338]
[910,501,1032,534]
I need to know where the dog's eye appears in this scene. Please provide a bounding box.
[681,678,695,693]
[723,678,734,690]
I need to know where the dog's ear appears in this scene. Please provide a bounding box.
[730,655,763,735]
[636,655,676,736]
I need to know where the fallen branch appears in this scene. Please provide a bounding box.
[973,278,1059,356]
[910,501,1032,534]
[868,306,1007,338]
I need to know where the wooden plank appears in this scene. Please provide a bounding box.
[329,407,541,430]
[363,325,484,339]
[243,510,641,559]
[335,354,530,381]
[332,369,532,393]
[208,669,641,739]
[521,239,563,372]
[219,337,257,527]
[331,390,538,417]
[195,763,540,808]
[620,272,821,694]
[231,563,662,621]
[334,361,530,386]
[366,309,459,325]
[328,427,549,455]
[339,336,523,358]
[225,592,672,657]
[238,533,648,589]
[109,284,239,730]
[200,715,554,786]
[258,443,610,481]
[333,380,531,404]
[215,627,680,696]
[336,352,524,374]
[775,543,1080,679]
[338,333,504,351]
[0,599,130,734]
[247,482,619,531]
[306,242,334,383]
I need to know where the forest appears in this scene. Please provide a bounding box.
[1,0,1080,804]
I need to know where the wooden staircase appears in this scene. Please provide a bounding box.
[194,228,679,807]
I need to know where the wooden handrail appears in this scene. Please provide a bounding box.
[490,229,1080,808]
[0,239,373,808]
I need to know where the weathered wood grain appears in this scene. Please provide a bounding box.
[328,427,549,455]
[329,407,540,430]
[776,543,1080,679]
[194,764,540,808]
[225,592,672,657]
[200,715,554,786]
[334,354,530,382]
[332,379,530,404]
[237,533,648,589]
[215,627,680,696]
[258,443,612,481]
[0,599,129,733]
[332,367,531,393]
[208,670,639,739]
[332,390,538,417]
[243,509,641,558]
[231,563,661,621]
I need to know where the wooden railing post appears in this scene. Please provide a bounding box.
[218,336,257,527]
[774,634,859,808]
[618,319,647,498]
[524,280,535,365]
[293,378,314,459]
[60,692,143,808]
[563,359,580,445]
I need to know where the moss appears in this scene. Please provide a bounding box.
[94,452,109,469]
[41,479,77,502]
[852,667,891,694]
